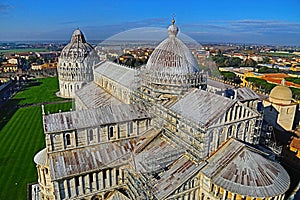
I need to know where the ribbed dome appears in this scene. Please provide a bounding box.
[145,20,199,75]
[269,85,292,105]
[60,29,96,61]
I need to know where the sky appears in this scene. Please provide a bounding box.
[0,0,300,46]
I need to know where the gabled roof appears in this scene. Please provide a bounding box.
[75,82,122,109]
[236,87,261,101]
[134,132,184,173]
[170,89,236,127]
[207,78,234,90]
[152,155,205,199]
[49,139,135,180]
[202,138,290,198]
[94,61,136,89]
[43,103,150,133]
[105,190,130,200]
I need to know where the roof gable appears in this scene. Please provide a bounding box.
[170,89,236,127]
[43,103,150,133]
[94,61,136,89]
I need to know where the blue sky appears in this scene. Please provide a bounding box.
[0,0,300,45]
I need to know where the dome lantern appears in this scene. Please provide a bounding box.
[168,18,179,37]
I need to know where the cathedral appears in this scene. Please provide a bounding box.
[34,20,290,200]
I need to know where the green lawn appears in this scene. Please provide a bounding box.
[0,77,72,199]
[0,77,69,129]
[13,77,65,106]
[0,48,47,53]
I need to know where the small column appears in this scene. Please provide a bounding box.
[112,168,116,186]
[40,169,45,186]
[78,176,84,195]
[98,171,103,189]
[231,193,236,200]
[222,190,227,200]
[92,173,97,191]
[84,174,90,193]
[106,169,111,187]
[70,178,76,198]
[63,180,69,199]
[214,185,219,197]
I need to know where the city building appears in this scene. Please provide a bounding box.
[57,29,100,98]
[34,20,290,200]
[261,79,300,169]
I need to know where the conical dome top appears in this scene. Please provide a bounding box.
[60,28,96,61]
[71,28,86,43]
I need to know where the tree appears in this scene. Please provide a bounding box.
[220,71,236,81]
[242,58,257,67]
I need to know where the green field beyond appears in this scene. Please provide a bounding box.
[0,48,47,53]
[0,77,72,199]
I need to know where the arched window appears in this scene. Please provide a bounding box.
[66,133,71,145]
[89,129,93,142]
[108,126,114,139]
[128,122,133,136]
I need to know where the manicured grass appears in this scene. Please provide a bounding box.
[0,77,69,129]
[0,102,72,199]
[0,77,73,199]
[13,77,65,106]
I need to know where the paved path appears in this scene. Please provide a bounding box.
[18,99,73,108]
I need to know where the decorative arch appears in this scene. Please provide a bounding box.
[65,133,71,146]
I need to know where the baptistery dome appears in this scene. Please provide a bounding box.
[57,29,100,98]
[60,29,97,61]
[141,19,206,101]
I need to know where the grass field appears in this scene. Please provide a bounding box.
[0,48,47,53]
[14,77,65,105]
[0,77,72,199]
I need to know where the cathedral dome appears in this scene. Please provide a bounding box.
[60,29,97,61]
[145,19,199,75]
[269,81,292,105]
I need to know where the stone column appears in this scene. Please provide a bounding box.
[214,185,219,197]
[106,169,111,187]
[40,169,45,186]
[98,171,103,189]
[111,168,116,186]
[84,174,90,193]
[63,180,69,199]
[78,176,84,195]
[70,178,76,198]
[231,193,236,200]
[92,173,97,191]
[222,190,227,200]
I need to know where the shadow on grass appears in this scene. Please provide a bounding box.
[0,98,24,131]
[17,79,42,92]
